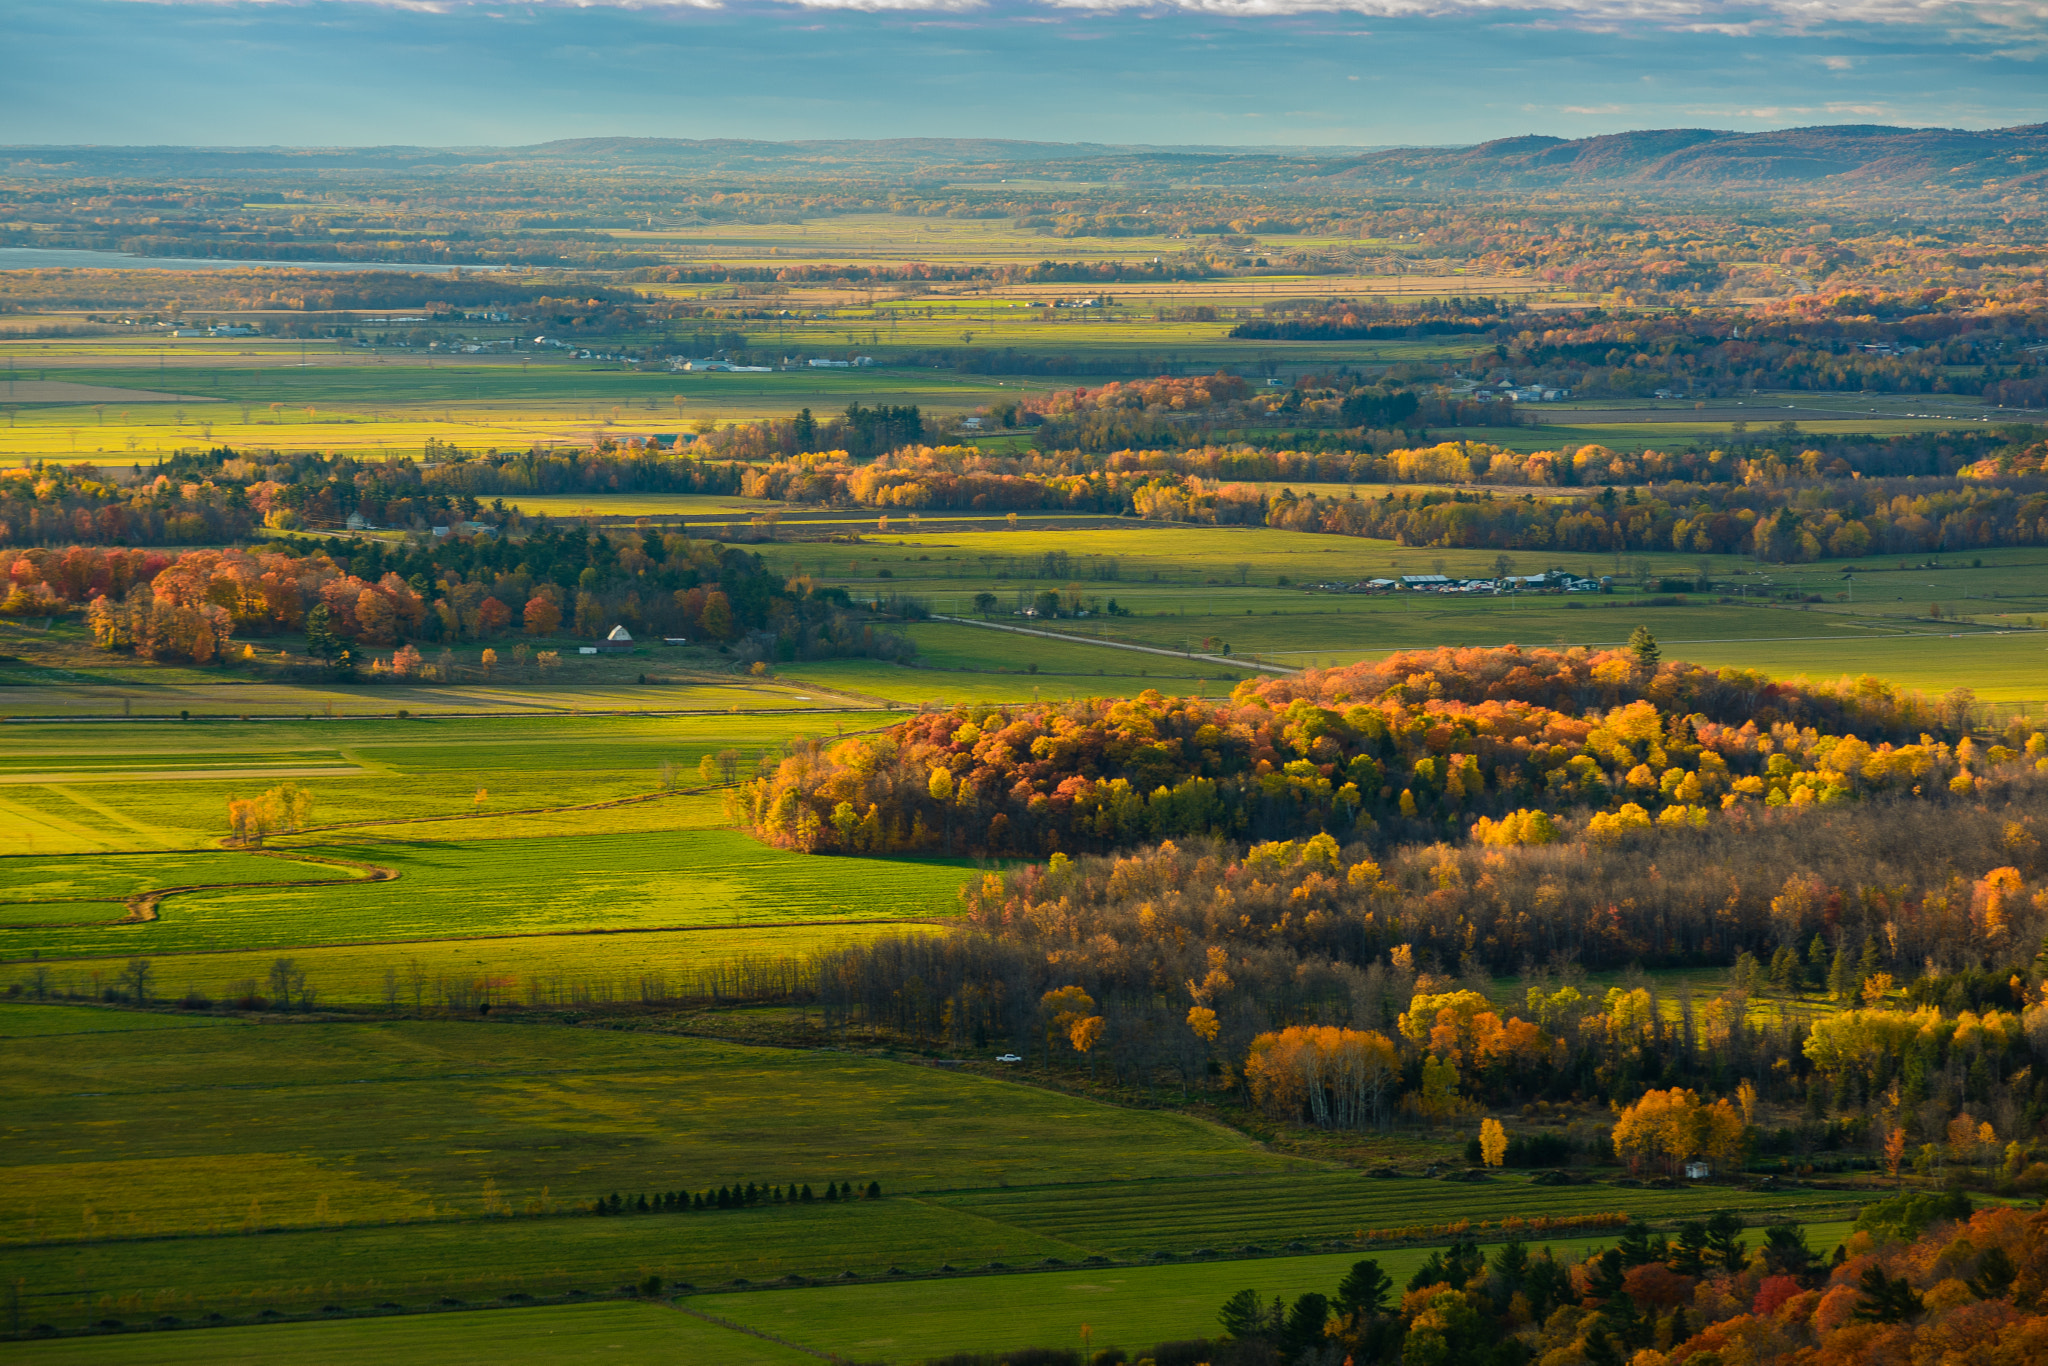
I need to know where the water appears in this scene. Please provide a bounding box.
[0,247,499,274]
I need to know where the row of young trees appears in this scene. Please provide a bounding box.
[588,1180,876,1215]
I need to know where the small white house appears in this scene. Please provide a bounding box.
[1684,1161,1711,1180]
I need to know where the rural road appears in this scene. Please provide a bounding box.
[931,614,1296,675]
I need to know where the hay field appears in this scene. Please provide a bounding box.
[6,1302,808,1366]
[0,1003,1863,1338]
[0,709,975,1005]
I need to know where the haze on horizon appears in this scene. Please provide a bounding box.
[5,0,2045,150]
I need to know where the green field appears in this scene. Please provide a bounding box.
[0,709,978,1006]
[0,1003,1866,1340]
[695,1219,1864,1362]
[7,1302,810,1366]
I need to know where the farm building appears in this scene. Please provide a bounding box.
[595,626,635,654]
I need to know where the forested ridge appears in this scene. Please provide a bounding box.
[740,643,2026,863]
[755,646,2048,1182]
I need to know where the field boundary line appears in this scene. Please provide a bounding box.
[930,614,1293,675]
[2,850,399,929]
[0,765,366,786]
[664,1300,840,1362]
[0,705,913,724]
[4,916,953,963]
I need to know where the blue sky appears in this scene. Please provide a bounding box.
[6,1,2045,148]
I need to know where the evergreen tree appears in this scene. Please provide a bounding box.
[1524,1252,1571,1321]
[1628,624,1659,672]
[800,1183,813,1203]
[1334,1259,1393,1318]
[1585,1249,1627,1301]
[1670,1221,1709,1277]
[1769,944,1801,995]
[1281,1293,1330,1356]
[1706,1211,1748,1272]
[1217,1288,1268,1341]
[1857,935,1882,989]
[1806,932,1832,988]
[1828,941,1856,1005]
[1617,1220,1657,1267]
[1762,1224,1813,1278]
[866,1180,881,1199]
[305,603,342,660]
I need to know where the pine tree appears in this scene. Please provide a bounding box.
[866,1181,881,1199]
[1857,935,1882,987]
[1769,944,1800,995]
[825,1182,838,1202]
[1827,941,1855,1005]
[305,603,342,660]
[1806,933,1831,988]
[1628,624,1659,672]
[800,1183,813,1203]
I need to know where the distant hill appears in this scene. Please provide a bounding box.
[6,124,2044,194]
[1310,124,2048,193]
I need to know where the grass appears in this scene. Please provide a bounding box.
[0,712,840,852]
[0,708,972,1001]
[0,1001,1870,1336]
[930,1171,1854,1257]
[0,851,356,903]
[0,829,970,963]
[0,1010,1316,1328]
[6,1302,813,1366]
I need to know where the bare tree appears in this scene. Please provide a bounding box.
[118,957,153,1005]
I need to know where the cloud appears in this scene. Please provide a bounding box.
[110,0,2048,31]
[1821,54,1854,68]
[1559,103,1624,114]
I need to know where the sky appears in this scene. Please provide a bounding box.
[5,1,2046,149]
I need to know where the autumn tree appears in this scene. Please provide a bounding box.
[523,593,561,636]
[1611,1087,1744,1174]
[1479,1117,1508,1167]
[1040,985,1096,1066]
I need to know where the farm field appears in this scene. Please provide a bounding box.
[0,713,837,849]
[5,1302,810,1366]
[0,708,977,1001]
[0,618,881,718]
[1,828,972,963]
[696,1219,1865,1363]
[0,1003,1866,1337]
[2,316,1994,466]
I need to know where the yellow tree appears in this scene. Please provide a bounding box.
[1479,1117,1508,1168]
[1040,986,1095,1066]
[1070,1014,1107,1080]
